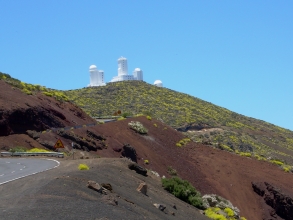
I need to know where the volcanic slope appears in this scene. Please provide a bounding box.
[1,73,293,219]
[0,75,96,150]
[63,80,293,165]
[40,116,293,219]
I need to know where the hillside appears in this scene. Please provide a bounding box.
[63,81,293,165]
[1,73,293,219]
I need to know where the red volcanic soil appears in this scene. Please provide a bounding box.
[40,116,293,220]
[0,80,95,137]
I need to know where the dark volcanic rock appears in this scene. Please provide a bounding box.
[128,163,147,176]
[121,143,137,163]
[252,182,293,220]
[57,130,102,151]
[176,122,211,132]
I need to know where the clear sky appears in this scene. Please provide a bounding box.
[1,1,292,130]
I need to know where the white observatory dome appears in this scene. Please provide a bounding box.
[154,80,163,87]
[89,65,97,70]
[134,68,141,71]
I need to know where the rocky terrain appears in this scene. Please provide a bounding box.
[0,158,209,220]
[1,76,293,219]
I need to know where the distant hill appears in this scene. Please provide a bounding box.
[63,81,293,165]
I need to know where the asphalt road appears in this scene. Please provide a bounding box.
[0,158,59,185]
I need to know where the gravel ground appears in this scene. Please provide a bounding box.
[0,158,208,220]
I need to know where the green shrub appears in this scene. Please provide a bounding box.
[153,123,158,127]
[162,177,204,209]
[122,112,132,118]
[144,159,149,164]
[117,117,126,121]
[78,164,89,170]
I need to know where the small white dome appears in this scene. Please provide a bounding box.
[89,65,97,70]
[154,80,163,87]
[134,68,141,71]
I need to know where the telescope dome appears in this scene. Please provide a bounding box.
[89,65,97,70]
[154,80,163,87]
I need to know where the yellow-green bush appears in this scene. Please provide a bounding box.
[219,144,233,152]
[282,165,291,172]
[254,154,267,161]
[146,115,152,120]
[204,207,227,220]
[238,152,252,157]
[43,91,53,97]
[270,160,284,166]
[176,138,191,147]
[78,164,89,170]
[27,148,50,153]
[22,88,33,95]
[224,207,234,217]
[144,159,149,164]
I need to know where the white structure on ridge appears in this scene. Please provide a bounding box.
[88,65,106,87]
[118,56,128,76]
[110,57,143,82]
[154,80,163,87]
[133,68,143,81]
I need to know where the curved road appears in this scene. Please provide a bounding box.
[0,158,59,185]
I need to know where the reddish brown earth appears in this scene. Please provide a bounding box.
[1,79,293,219]
[36,117,293,219]
[0,80,95,136]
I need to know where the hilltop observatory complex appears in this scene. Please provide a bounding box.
[88,56,161,87]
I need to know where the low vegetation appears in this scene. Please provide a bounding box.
[176,138,191,147]
[78,164,89,170]
[167,166,177,176]
[162,176,204,209]
[27,148,51,153]
[59,80,293,166]
[0,72,69,102]
[128,121,148,134]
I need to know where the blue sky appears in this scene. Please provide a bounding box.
[1,1,292,130]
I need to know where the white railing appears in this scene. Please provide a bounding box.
[0,152,64,158]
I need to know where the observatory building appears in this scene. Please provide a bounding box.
[154,80,163,87]
[110,57,143,82]
[88,65,106,87]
